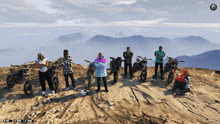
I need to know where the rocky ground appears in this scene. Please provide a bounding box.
[0,59,219,124]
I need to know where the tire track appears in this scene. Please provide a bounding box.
[130,87,139,105]
[65,96,86,122]
[176,99,192,110]
[33,103,59,120]
[91,94,120,124]
[57,98,76,119]
[206,105,220,114]
[91,104,99,123]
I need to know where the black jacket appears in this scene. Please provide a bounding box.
[123,51,133,64]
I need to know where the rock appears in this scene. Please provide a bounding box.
[35,111,41,115]
[66,114,69,116]
[0,105,3,108]
[36,96,42,100]
[31,107,35,111]
[0,99,6,103]
[108,102,114,106]
[62,102,67,107]
[55,110,60,113]
[98,115,104,117]
[24,114,29,119]
[36,101,40,107]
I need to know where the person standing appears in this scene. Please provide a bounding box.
[153,46,166,80]
[94,52,108,92]
[60,49,76,91]
[37,52,55,95]
[123,47,133,79]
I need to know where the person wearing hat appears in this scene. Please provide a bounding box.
[60,49,76,91]
[172,70,191,95]
[94,52,108,92]
[153,46,166,80]
[37,52,55,95]
[123,47,133,79]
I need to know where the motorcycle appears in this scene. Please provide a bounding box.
[6,64,34,95]
[7,64,31,88]
[133,56,152,81]
[163,56,184,84]
[48,62,59,91]
[84,60,95,90]
[110,57,123,83]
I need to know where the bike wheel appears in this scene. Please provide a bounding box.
[7,74,15,89]
[24,81,34,95]
[52,77,59,91]
[140,70,147,81]
[114,71,119,83]
[167,72,174,84]
[88,73,94,89]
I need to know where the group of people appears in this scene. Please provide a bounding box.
[37,50,76,95]
[36,46,191,96]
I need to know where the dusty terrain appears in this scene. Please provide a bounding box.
[0,59,219,124]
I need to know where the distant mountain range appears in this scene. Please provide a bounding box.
[86,35,220,58]
[57,32,86,42]
[1,33,220,70]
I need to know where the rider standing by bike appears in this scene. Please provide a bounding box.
[172,70,191,95]
[37,52,55,95]
[123,47,133,79]
[60,49,76,91]
[153,46,166,80]
[94,52,108,92]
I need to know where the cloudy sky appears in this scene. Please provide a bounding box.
[1,0,220,48]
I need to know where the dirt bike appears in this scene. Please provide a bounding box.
[84,60,95,90]
[133,56,152,81]
[163,56,184,84]
[6,64,34,95]
[110,57,123,83]
[7,64,32,90]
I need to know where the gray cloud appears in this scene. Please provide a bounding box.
[0,0,59,23]
[1,0,220,25]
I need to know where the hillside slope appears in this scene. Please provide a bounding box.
[0,61,219,124]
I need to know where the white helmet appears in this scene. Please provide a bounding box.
[81,89,87,96]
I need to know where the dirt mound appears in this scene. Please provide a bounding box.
[0,60,219,124]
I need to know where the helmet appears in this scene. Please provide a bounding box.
[81,89,87,96]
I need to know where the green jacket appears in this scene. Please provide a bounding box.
[155,50,165,63]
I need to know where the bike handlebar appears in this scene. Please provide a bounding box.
[84,60,90,63]
[167,56,173,59]
[137,56,142,58]
[110,57,114,59]
[148,59,152,60]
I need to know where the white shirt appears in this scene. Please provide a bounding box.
[185,77,190,88]
[37,58,48,72]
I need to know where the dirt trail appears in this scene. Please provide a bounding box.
[0,61,219,124]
